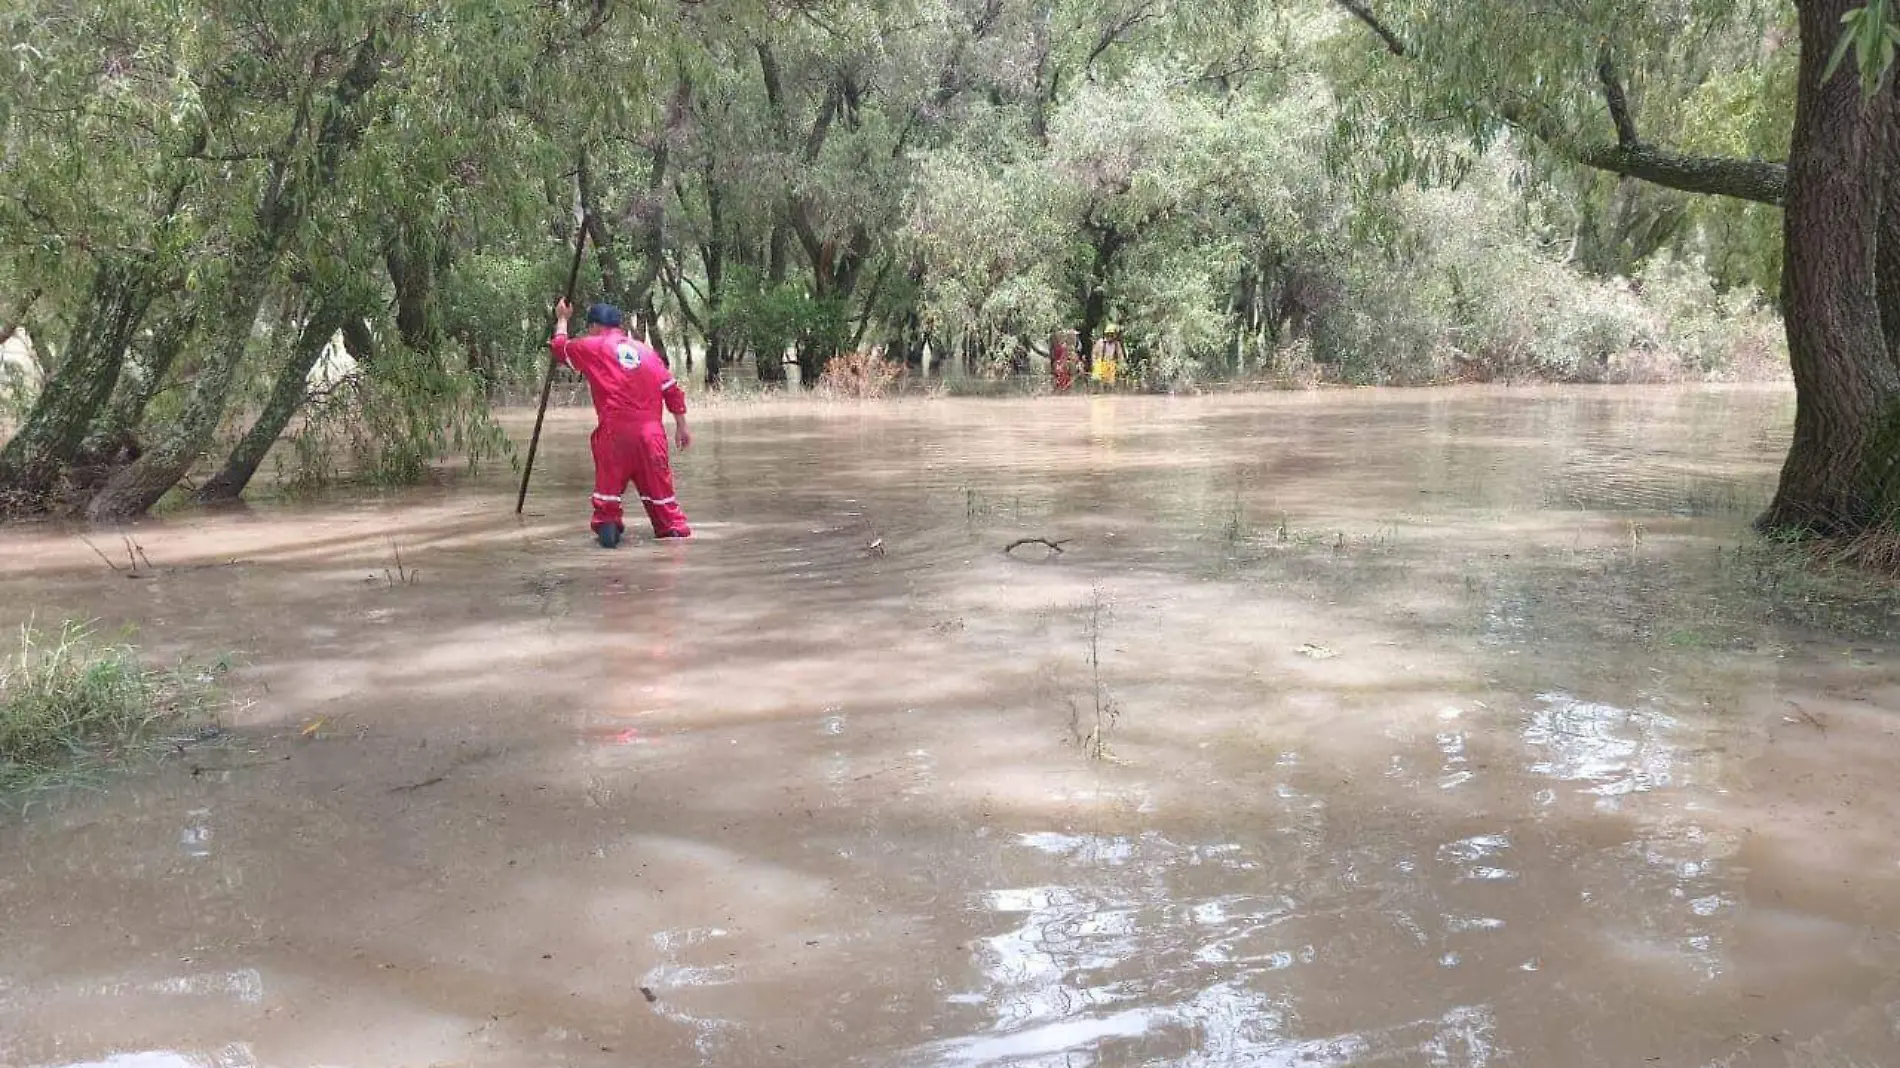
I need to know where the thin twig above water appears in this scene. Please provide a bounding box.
[1005,537,1071,556]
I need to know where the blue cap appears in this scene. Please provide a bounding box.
[585,303,623,328]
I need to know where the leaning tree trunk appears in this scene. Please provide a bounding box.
[85,257,278,520]
[78,311,197,466]
[84,24,387,522]
[194,305,344,503]
[1761,0,1900,533]
[0,262,153,514]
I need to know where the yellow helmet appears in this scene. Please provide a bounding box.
[1105,323,1122,337]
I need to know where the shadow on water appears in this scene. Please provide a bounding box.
[3,385,1899,1067]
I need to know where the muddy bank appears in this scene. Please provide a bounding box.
[3,385,1898,1067]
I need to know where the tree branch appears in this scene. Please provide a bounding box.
[1086,2,1163,76]
[1596,42,1639,147]
[660,256,707,335]
[891,0,1006,158]
[1334,0,1406,56]
[1332,0,1788,206]
[1572,141,1786,204]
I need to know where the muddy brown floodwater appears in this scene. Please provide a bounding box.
[2,385,1898,1067]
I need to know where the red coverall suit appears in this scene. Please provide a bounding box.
[550,327,691,539]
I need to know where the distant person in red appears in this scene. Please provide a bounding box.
[1051,329,1078,392]
[551,299,692,547]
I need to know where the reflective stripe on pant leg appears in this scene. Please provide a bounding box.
[630,424,687,536]
[590,425,629,531]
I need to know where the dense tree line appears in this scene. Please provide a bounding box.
[0,0,1889,544]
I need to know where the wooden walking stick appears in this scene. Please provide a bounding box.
[515,214,591,515]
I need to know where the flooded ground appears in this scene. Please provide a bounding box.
[2,384,1898,1067]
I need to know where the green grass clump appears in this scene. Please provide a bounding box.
[1723,539,1900,639]
[0,620,224,796]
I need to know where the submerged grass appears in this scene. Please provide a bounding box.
[1728,536,1900,639]
[1815,524,1900,576]
[0,620,227,799]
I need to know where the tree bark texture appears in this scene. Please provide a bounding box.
[81,311,197,464]
[1878,76,1900,371]
[0,261,154,514]
[1760,0,1900,532]
[194,304,346,503]
[384,223,445,356]
[85,26,390,521]
[1078,222,1124,374]
[85,249,279,520]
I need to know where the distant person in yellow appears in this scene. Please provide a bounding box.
[1091,324,1124,386]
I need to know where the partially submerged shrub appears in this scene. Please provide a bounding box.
[0,621,225,794]
[817,348,905,399]
[281,346,511,494]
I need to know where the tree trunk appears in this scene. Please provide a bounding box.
[194,305,345,503]
[1879,76,1900,371]
[768,217,789,287]
[1760,0,1900,533]
[384,226,443,356]
[756,343,787,384]
[0,261,153,514]
[1077,223,1123,377]
[465,334,497,390]
[796,336,823,387]
[703,179,726,389]
[85,255,279,520]
[1028,0,1056,146]
[704,331,724,388]
[82,311,197,462]
[84,24,389,521]
[341,317,378,367]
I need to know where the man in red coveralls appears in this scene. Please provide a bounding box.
[551,299,692,547]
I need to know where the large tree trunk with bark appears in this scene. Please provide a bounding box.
[0,262,154,514]
[1878,76,1900,371]
[194,304,345,503]
[1760,0,1900,533]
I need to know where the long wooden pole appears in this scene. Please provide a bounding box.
[515,213,591,515]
